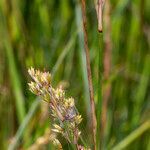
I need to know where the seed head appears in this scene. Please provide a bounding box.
[28,68,83,147]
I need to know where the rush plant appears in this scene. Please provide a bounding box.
[28,67,89,150]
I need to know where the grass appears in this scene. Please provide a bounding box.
[0,0,150,149]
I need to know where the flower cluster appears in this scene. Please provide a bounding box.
[28,67,82,147]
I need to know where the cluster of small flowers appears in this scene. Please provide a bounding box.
[28,67,82,146]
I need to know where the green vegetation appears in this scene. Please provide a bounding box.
[0,0,150,149]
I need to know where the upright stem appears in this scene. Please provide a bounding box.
[101,0,112,146]
[81,0,97,149]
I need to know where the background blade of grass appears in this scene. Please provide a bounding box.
[4,40,26,123]
[112,120,150,150]
[8,99,40,150]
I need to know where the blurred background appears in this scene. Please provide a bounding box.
[0,0,150,149]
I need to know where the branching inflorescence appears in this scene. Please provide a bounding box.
[28,67,87,149]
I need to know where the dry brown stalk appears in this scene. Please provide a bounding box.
[97,0,104,32]
[81,0,97,149]
[28,129,63,150]
[101,0,112,143]
[94,0,104,32]
[27,129,53,150]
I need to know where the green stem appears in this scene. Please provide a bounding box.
[96,33,103,149]
[112,120,150,150]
